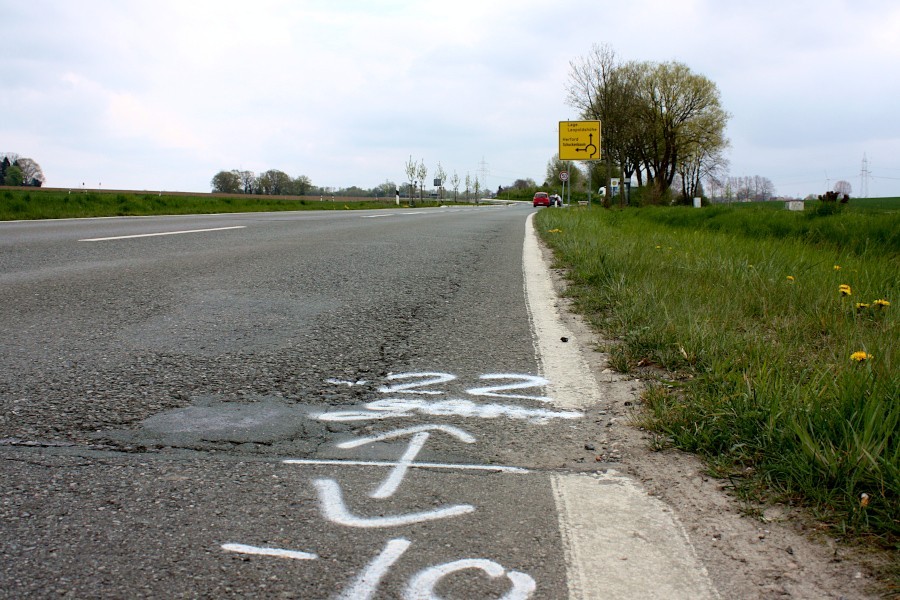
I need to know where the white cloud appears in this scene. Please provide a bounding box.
[1,0,898,197]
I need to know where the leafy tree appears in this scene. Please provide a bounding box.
[238,170,256,194]
[0,156,10,184]
[378,180,397,198]
[338,186,368,197]
[211,170,242,193]
[256,169,292,195]
[290,175,312,196]
[633,61,729,198]
[512,178,537,190]
[544,153,583,191]
[4,165,24,186]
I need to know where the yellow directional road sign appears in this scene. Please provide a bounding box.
[559,121,601,161]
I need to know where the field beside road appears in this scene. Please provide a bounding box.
[535,200,898,580]
[0,187,450,220]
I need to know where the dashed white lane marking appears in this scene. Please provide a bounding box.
[78,225,245,241]
[523,213,719,599]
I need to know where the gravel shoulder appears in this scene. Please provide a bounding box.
[539,237,890,600]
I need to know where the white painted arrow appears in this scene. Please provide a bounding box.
[337,425,476,498]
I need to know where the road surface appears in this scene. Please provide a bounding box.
[0,206,716,598]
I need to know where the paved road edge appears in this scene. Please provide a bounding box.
[523,212,720,600]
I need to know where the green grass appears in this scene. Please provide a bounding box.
[0,188,447,220]
[536,201,899,555]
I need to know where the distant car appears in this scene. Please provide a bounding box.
[533,192,550,207]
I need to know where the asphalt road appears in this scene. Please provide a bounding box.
[0,206,715,599]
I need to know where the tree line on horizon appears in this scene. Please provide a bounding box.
[211,169,313,196]
[1,153,44,187]
[211,169,409,199]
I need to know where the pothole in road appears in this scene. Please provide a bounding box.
[95,396,337,451]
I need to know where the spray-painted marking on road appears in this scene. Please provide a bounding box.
[222,371,572,598]
[334,425,475,498]
[316,398,581,424]
[221,543,317,561]
[316,371,581,424]
[283,459,528,474]
[313,478,475,528]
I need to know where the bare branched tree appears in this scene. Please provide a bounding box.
[833,180,852,196]
[416,159,427,204]
[434,162,447,202]
[404,155,417,201]
[450,171,460,201]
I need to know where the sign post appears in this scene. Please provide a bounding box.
[559,170,569,207]
[559,121,601,206]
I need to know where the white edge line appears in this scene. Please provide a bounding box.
[78,225,246,242]
[282,458,528,473]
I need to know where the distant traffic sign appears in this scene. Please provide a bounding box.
[559,171,569,182]
[559,121,601,161]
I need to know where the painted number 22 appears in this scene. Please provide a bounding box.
[378,372,551,403]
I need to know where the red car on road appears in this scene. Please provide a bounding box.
[533,192,550,207]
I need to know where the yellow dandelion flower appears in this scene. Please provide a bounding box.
[839,284,852,296]
[850,351,870,362]
[786,275,795,282]
[873,299,890,308]
[548,228,563,233]
[833,265,841,271]
[855,302,870,311]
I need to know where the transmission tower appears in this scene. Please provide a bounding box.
[478,157,490,189]
[860,153,870,198]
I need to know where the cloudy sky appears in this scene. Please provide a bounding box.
[3,0,900,198]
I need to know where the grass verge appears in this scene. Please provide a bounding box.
[0,188,448,220]
[536,202,898,568]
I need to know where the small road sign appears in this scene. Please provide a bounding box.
[559,121,601,161]
[559,171,569,182]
